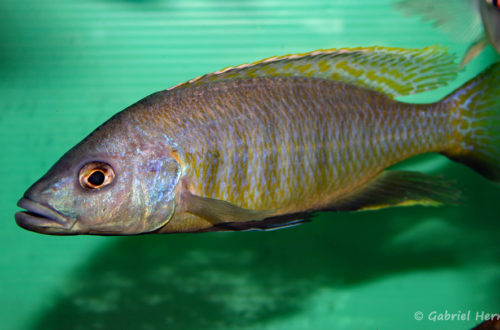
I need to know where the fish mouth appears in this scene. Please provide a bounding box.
[15,197,79,235]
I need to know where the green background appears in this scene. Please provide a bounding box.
[1,0,499,329]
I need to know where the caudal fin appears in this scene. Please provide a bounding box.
[444,62,500,182]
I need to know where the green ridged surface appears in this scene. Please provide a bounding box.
[0,0,499,329]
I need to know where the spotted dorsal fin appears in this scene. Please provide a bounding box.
[169,46,458,98]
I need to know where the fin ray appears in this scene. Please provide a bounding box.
[332,171,461,212]
[181,190,273,224]
[395,0,483,43]
[460,34,489,67]
[169,46,458,98]
[213,216,310,232]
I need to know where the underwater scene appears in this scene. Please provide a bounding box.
[1,0,499,329]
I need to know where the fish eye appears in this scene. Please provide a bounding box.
[79,162,115,190]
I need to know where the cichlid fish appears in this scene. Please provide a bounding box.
[15,46,500,235]
[473,317,500,330]
[395,0,500,66]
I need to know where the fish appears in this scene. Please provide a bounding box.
[395,0,500,66]
[15,46,500,235]
[473,317,500,330]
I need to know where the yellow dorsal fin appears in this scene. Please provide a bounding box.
[169,46,458,98]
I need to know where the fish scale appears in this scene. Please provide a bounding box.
[154,77,452,213]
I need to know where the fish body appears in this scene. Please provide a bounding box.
[136,78,451,232]
[473,317,500,330]
[15,46,500,235]
[396,0,500,65]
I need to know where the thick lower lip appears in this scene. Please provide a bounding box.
[15,198,77,235]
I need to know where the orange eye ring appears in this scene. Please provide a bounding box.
[79,162,115,190]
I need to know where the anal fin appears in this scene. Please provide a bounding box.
[333,170,462,212]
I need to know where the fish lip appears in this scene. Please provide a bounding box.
[15,197,78,235]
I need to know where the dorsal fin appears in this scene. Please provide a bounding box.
[169,46,458,98]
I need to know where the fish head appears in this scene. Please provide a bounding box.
[16,118,182,235]
[480,0,500,54]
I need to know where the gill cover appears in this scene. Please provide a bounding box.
[136,155,181,233]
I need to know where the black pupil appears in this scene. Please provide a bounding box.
[88,171,105,186]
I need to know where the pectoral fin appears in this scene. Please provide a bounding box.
[333,170,462,212]
[181,190,274,224]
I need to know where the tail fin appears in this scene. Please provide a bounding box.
[443,62,500,183]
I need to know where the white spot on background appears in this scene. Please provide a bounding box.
[302,18,344,34]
